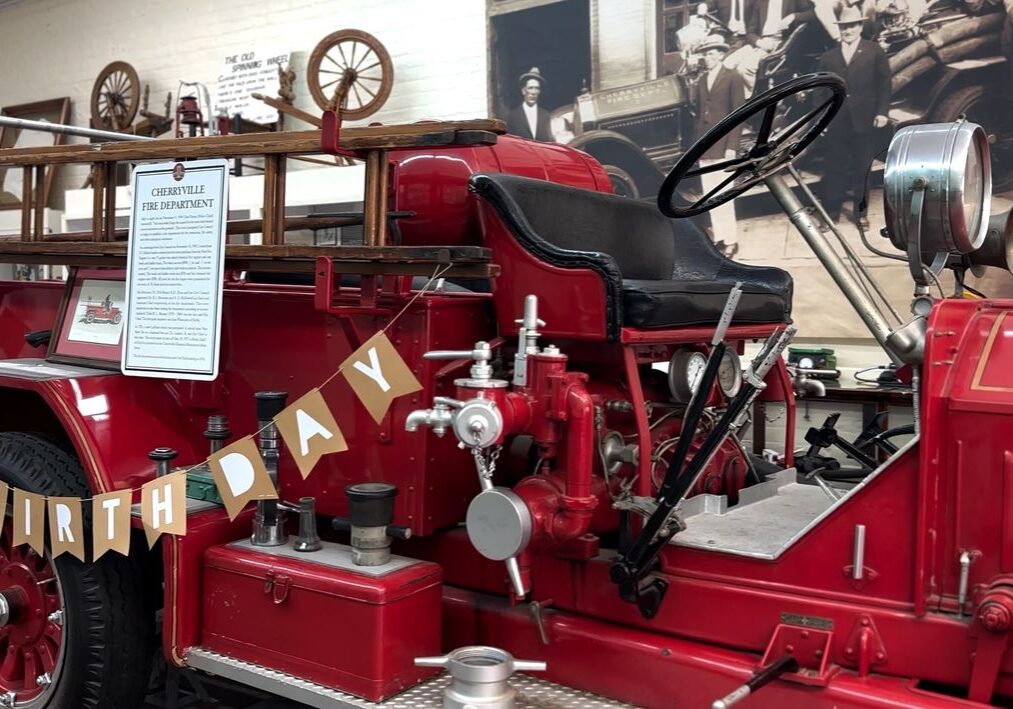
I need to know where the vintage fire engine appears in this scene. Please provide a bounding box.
[0,71,1009,708]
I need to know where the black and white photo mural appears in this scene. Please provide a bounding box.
[486,0,1013,334]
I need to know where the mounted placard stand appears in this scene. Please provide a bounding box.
[122,159,228,380]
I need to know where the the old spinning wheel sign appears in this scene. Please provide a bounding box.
[307,29,393,119]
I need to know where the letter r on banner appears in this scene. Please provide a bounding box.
[340,332,422,424]
[48,497,85,561]
[93,489,133,560]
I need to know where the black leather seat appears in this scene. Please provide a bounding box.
[470,173,792,332]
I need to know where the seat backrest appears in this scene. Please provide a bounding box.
[470,173,676,280]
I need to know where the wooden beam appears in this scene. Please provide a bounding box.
[0,119,505,166]
[91,164,104,242]
[103,162,116,242]
[262,155,278,246]
[20,167,31,241]
[33,166,44,240]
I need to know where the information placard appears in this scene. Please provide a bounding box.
[123,159,229,380]
[215,47,291,124]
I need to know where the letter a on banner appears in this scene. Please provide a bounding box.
[341,332,422,424]
[207,436,277,521]
[93,489,133,560]
[13,489,45,555]
[274,388,348,479]
[48,497,85,561]
[141,472,187,547]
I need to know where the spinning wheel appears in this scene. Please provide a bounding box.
[658,73,845,218]
[307,29,394,120]
[90,61,140,131]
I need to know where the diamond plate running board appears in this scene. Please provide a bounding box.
[186,647,634,708]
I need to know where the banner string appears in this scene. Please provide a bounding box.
[61,262,456,504]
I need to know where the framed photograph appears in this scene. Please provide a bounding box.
[0,97,72,211]
[48,268,127,370]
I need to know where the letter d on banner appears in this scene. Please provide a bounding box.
[341,332,422,424]
[141,472,187,547]
[274,388,348,479]
[207,436,277,521]
[13,489,45,555]
[93,489,133,560]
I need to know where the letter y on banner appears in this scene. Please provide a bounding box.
[341,332,422,424]
[274,388,348,479]
[207,436,277,520]
[141,472,187,547]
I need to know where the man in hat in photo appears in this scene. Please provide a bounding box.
[695,34,746,257]
[815,5,891,228]
[505,67,552,142]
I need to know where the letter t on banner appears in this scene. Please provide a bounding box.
[206,436,277,521]
[93,489,133,560]
[341,332,422,424]
[141,472,187,547]
[274,388,348,479]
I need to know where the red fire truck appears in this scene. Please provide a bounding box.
[0,73,1008,708]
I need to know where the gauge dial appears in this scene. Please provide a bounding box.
[668,349,708,404]
[798,356,815,369]
[718,349,742,397]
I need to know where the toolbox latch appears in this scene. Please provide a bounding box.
[263,570,292,605]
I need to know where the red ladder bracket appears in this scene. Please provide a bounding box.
[843,614,888,677]
[321,110,341,154]
[761,622,839,687]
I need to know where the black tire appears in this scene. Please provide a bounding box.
[112,313,121,325]
[84,312,94,324]
[0,432,153,708]
[930,82,1013,192]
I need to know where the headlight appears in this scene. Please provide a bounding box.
[883,120,991,256]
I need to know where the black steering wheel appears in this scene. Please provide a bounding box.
[658,73,846,218]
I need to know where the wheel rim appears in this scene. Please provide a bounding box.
[90,61,140,131]
[307,29,393,119]
[0,522,65,704]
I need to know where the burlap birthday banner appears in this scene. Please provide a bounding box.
[0,331,424,561]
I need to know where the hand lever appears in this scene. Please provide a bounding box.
[712,655,799,708]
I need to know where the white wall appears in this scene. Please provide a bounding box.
[0,0,489,195]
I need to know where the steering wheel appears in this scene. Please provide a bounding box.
[658,73,846,218]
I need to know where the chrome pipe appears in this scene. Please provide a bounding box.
[852,524,866,581]
[787,165,904,325]
[0,115,153,142]
[765,173,901,364]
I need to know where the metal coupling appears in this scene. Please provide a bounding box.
[415,646,546,709]
[148,447,178,477]
[293,497,322,553]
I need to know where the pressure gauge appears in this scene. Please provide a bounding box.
[668,349,708,404]
[717,349,742,398]
[798,356,815,369]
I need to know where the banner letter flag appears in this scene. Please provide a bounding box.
[0,482,8,530]
[275,388,349,479]
[48,497,85,561]
[207,436,277,521]
[341,332,423,424]
[93,489,133,560]
[13,489,45,555]
[141,472,187,547]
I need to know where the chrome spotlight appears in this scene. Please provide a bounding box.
[883,120,991,274]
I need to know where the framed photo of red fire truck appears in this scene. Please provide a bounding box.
[48,267,127,370]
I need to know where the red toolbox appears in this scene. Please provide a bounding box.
[200,539,442,701]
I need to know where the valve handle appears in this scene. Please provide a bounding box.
[712,655,799,709]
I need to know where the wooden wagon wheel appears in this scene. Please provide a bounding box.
[307,29,393,120]
[90,61,140,131]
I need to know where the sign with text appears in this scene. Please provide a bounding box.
[123,159,228,380]
[215,47,291,124]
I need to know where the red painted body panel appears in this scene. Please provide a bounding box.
[201,542,442,701]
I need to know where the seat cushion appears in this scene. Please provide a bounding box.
[623,275,792,329]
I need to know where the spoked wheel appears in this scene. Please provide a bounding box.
[90,61,140,131]
[658,73,846,218]
[0,433,152,707]
[307,29,394,119]
[0,529,64,705]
